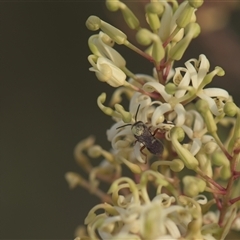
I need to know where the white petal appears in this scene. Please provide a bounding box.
[98,32,126,68]
[197,54,210,84]
[190,138,202,156]
[185,59,199,88]
[143,82,171,101]
[133,142,145,163]
[151,103,172,127]
[191,110,204,132]
[203,88,229,99]
[197,91,220,116]
[181,125,193,139]
[173,103,186,126]
[165,218,181,238]
[97,57,126,87]
[174,68,191,98]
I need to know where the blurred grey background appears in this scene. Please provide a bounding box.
[1,1,240,239]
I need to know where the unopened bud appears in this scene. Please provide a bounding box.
[224,102,238,117]
[170,127,199,170]
[176,3,195,28]
[114,104,132,123]
[188,0,204,8]
[165,83,177,95]
[196,99,217,134]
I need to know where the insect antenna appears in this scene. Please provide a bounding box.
[116,104,141,130]
[116,123,132,129]
[135,104,140,121]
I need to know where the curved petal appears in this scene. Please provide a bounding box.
[185,59,199,88]
[203,88,229,99]
[188,110,204,132]
[182,125,193,139]
[190,138,202,156]
[143,82,171,101]
[133,142,145,163]
[174,67,191,98]
[197,91,220,116]
[173,103,186,126]
[98,31,126,68]
[197,54,210,84]
[151,103,172,127]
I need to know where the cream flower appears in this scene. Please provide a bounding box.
[88,55,126,87]
[88,31,126,68]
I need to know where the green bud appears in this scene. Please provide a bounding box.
[220,165,231,180]
[224,102,238,117]
[188,0,204,8]
[97,93,120,118]
[176,3,195,28]
[196,99,217,134]
[146,2,164,15]
[105,0,120,11]
[136,28,152,46]
[211,151,229,167]
[120,157,142,174]
[145,3,163,31]
[114,104,132,123]
[199,66,225,89]
[228,110,240,153]
[119,3,140,30]
[165,83,177,95]
[87,16,127,45]
[170,127,199,170]
[170,159,184,172]
[183,176,206,197]
[100,20,127,45]
[152,38,165,63]
[168,22,200,61]
[137,29,165,63]
[86,15,101,31]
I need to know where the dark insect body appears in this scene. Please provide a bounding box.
[116,105,164,162]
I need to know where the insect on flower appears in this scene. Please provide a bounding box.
[116,105,164,162]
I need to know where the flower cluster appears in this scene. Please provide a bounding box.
[66,1,240,239]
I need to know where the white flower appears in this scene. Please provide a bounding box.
[184,54,229,116]
[88,31,126,68]
[88,55,126,87]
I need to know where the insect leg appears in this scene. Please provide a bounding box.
[152,128,160,136]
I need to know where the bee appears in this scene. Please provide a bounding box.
[116,105,164,162]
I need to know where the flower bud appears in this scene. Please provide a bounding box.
[165,83,177,95]
[168,22,200,61]
[89,55,126,87]
[114,104,132,123]
[119,2,139,29]
[105,0,119,11]
[220,165,231,180]
[188,0,204,8]
[97,93,120,118]
[176,3,195,28]
[199,66,225,89]
[145,3,163,31]
[224,102,238,117]
[211,151,229,167]
[170,127,199,170]
[170,159,185,172]
[86,16,127,45]
[86,15,101,31]
[196,99,217,134]
[136,28,152,46]
[65,172,83,189]
[228,110,240,153]
[183,176,206,197]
